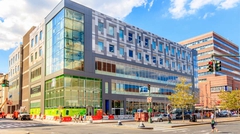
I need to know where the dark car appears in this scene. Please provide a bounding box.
[176,112,191,119]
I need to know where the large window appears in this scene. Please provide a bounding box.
[46,8,84,75]
[152,41,156,50]
[31,39,34,47]
[45,75,102,109]
[119,47,124,56]
[145,54,149,62]
[98,22,104,32]
[128,33,133,42]
[145,38,149,47]
[35,35,38,44]
[137,52,141,60]
[39,47,42,56]
[129,50,133,58]
[159,43,163,52]
[119,30,124,39]
[153,56,156,64]
[40,30,43,40]
[159,58,163,65]
[109,44,114,53]
[98,41,103,51]
[109,26,114,36]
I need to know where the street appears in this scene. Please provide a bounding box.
[0,118,240,134]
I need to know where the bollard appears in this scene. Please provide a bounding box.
[118,120,122,125]
[138,122,145,128]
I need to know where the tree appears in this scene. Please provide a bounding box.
[218,90,240,117]
[167,77,197,121]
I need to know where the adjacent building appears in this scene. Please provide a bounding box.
[179,31,240,109]
[7,0,198,116]
[0,73,8,113]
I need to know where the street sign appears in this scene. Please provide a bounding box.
[147,97,152,103]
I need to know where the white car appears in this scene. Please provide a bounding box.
[151,114,168,122]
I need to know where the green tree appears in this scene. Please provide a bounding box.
[167,77,197,121]
[218,90,240,117]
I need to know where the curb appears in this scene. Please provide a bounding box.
[170,119,240,128]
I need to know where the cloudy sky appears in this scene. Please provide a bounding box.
[0,0,240,73]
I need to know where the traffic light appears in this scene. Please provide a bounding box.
[207,61,214,72]
[1,79,9,87]
[148,84,151,91]
[215,60,221,72]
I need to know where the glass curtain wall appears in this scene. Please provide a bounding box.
[45,75,102,109]
[46,8,84,75]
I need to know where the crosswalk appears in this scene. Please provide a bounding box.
[0,122,50,129]
[153,127,188,133]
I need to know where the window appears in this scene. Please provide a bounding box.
[39,47,42,56]
[109,44,114,53]
[182,51,185,59]
[177,49,180,57]
[98,41,104,51]
[172,62,175,68]
[109,26,114,36]
[119,47,124,56]
[153,56,156,64]
[171,47,175,55]
[119,30,124,39]
[159,58,163,65]
[98,22,104,32]
[35,35,38,44]
[178,63,181,70]
[145,38,149,47]
[138,36,141,44]
[166,45,169,54]
[159,43,163,51]
[129,50,133,58]
[40,30,42,40]
[166,59,169,67]
[31,39,34,47]
[31,54,33,62]
[128,32,133,42]
[145,54,149,62]
[152,41,156,50]
[35,52,37,59]
[137,52,141,60]
[183,65,186,70]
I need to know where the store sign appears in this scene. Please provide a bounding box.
[211,86,232,92]
[30,85,41,94]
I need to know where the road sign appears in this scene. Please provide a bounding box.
[147,97,152,103]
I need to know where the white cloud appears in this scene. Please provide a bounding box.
[169,0,240,19]
[148,0,155,11]
[203,12,215,19]
[0,0,150,51]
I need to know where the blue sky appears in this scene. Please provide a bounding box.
[0,0,240,74]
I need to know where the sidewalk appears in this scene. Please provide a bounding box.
[33,117,240,128]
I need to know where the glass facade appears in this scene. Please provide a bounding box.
[45,75,102,109]
[95,58,192,86]
[46,8,84,75]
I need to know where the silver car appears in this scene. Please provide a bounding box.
[151,114,168,122]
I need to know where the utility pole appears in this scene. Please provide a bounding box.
[147,84,152,123]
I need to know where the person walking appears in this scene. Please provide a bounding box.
[59,112,62,123]
[211,111,218,133]
[73,114,77,123]
[79,115,83,123]
[76,113,80,123]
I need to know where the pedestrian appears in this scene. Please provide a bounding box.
[76,113,80,123]
[39,112,42,120]
[79,115,83,123]
[73,114,77,123]
[168,113,172,124]
[59,112,62,123]
[210,111,218,132]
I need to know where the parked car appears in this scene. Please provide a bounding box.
[219,111,232,117]
[151,114,168,122]
[176,112,191,119]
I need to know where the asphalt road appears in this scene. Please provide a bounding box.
[0,118,239,134]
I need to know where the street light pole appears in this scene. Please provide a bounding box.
[148,84,152,123]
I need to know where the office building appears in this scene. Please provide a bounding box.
[179,31,240,108]
[8,0,197,116]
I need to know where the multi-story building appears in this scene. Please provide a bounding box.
[42,0,197,116]
[0,73,8,113]
[179,31,240,109]
[8,45,23,113]
[29,22,45,115]
[21,27,36,111]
